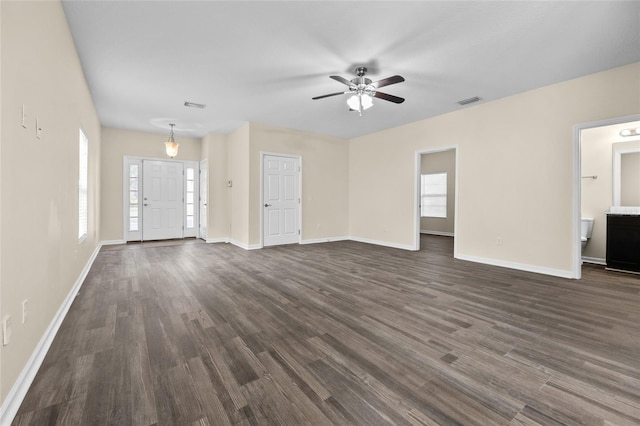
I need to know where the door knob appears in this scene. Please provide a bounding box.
[264,203,272,207]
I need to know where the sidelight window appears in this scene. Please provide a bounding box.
[78,128,88,240]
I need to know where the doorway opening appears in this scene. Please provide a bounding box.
[261,153,301,247]
[123,156,199,242]
[574,114,640,278]
[414,147,458,254]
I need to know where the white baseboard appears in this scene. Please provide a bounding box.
[228,239,261,250]
[582,256,606,265]
[455,253,576,279]
[0,242,103,425]
[349,236,416,251]
[300,236,349,245]
[101,239,125,246]
[205,237,229,244]
[420,230,454,237]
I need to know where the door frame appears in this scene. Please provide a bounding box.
[260,152,302,248]
[122,156,199,242]
[572,113,640,279]
[414,146,459,254]
[199,159,208,240]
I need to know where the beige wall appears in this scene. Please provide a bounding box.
[201,133,229,240]
[0,0,101,405]
[420,150,456,235]
[227,123,251,246]
[100,127,201,241]
[248,122,349,246]
[350,63,640,274]
[581,122,640,261]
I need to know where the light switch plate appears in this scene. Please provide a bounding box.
[22,105,28,129]
[2,315,11,346]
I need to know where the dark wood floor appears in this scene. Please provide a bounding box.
[13,236,640,425]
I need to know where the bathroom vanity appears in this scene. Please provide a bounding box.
[606,213,640,273]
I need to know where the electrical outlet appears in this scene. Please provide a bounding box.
[496,237,503,246]
[22,300,28,324]
[2,315,12,346]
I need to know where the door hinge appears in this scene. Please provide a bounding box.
[298,229,301,235]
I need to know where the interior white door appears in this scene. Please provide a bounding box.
[142,160,184,241]
[263,155,300,246]
[199,159,208,240]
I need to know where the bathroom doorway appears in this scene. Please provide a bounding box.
[574,114,640,278]
[414,147,458,254]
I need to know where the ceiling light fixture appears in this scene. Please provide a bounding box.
[347,93,373,114]
[164,123,179,158]
[619,127,640,137]
[312,66,404,116]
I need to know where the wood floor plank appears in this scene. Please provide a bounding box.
[12,236,640,425]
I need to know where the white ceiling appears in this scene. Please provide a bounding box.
[61,1,640,139]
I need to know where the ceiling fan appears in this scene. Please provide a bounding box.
[312,67,405,116]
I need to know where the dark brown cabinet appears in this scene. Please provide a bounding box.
[606,214,640,273]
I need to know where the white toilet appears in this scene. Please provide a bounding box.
[581,218,594,252]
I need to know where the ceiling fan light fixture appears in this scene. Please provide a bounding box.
[347,94,373,112]
[164,123,179,158]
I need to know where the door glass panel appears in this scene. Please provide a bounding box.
[129,163,140,232]
[185,167,196,229]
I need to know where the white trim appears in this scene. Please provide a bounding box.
[300,236,349,245]
[101,239,125,246]
[229,239,261,250]
[420,230,454,237]
[0,243,103,425]
[199,159,208,241]
[582,256,606,265]
[572,114,640,280]
[456,253,574,279]
[612,142,640,207]
[205,238,229,244]
[414,146,459,256]
[349,236,416,251]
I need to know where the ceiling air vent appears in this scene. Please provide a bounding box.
[184,101,206,109]
[457,96,481,106]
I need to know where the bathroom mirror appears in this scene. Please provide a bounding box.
[612,141,640,207]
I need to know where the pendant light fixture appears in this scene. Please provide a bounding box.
[164,123,179,158]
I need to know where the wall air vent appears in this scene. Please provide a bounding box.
[457,96,481,106]
[184,101,206,109]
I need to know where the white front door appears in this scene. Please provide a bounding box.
[263,154,300,246]
[199,159,208,240]
[142,160,184,241]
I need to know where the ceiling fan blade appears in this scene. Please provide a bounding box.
[373,91,405,104]
[371,75,405,89]
[312,91,348,100]
[330,75,355,87]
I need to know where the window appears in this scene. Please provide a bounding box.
[185,167,195,229]
[78,128,89,240]
[421,173,447,218]
[128,164,140,231]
